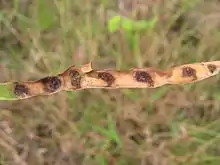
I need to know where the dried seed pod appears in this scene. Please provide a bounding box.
[2,60,220,100]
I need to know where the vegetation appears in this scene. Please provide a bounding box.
[1,0,220,164]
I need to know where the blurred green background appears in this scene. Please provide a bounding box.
[1,0,220,164]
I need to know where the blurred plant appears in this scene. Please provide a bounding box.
[107,13,158,50]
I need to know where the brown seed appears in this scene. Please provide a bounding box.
[14,82,29,97]
[41,76,62,93]
[98,72,115,87]
[207,64,217,73]
[134,71,154,87]
[182,67,197,80]
[69,70,81,88]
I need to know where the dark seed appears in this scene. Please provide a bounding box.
[69,70,81,88]
[207,64,217,73]
[98,72,115,87]
[134,71,154,87]
[41,76,62,93]
[182,67,197,80]
[14,82,29,97]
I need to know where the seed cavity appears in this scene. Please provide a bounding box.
[207,64,217,74]
[98,72,115,87]
[41,76,62,93]
[69,70,81,88]
[182,66,197,80]
[134,71,154,87]
[14,82,29,97]
[148,68,170,77]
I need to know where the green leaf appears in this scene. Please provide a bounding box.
[13,0,19,11]
[213,93,220,100]
[37,0,56,30]
[107,15,121,32]
[17,14,33,31]
[108,15,158,32]
[0,11,3,21]
[0,83,17,101]
[95,155,107,165]
[92,115,121,146]
[180,0,200,11]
